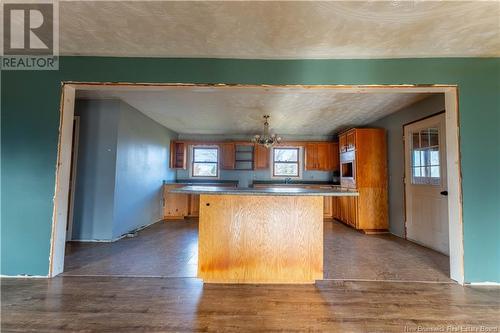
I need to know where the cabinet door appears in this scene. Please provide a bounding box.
[189,194,200,217]
[220,143,235,170]
[339,196,348,223]
[316,143,333,171]
[163,185,189,219]
[170,141,187,169]
[305,143,318,170]
[346,130,356,151]
[254,144,270,169]
[339,134,347,153]
[330,143,340,173]
[332,197,341,220]
[348,196,358,228]
[323,196,333,219]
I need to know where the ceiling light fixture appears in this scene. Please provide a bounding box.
[252,115,282,148]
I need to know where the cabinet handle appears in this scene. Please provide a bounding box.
[206,203,210,206]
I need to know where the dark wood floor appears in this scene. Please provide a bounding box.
[2,276,499,332]
[63,219,450,282]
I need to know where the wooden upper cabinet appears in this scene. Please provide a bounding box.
[170,141,187,169]
[305,143,318,170]
[330,142,340,172]
[316,143,331,170]
[254,144,270,169]
[220,143,236,170]
[339,134,347,153]
[346,130,356,151]
[305,142,338,171]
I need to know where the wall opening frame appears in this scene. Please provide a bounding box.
[50,82,464,284]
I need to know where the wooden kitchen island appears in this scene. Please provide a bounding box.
[171,186,358,284]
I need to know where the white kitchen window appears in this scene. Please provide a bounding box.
[272,147,300,177]
[192,147,219,178]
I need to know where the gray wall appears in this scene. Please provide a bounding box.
[176,134,337,186]
[369,94,445,237]
[112,101,177,238]
[73,99,178,241]
[73,100,120,240]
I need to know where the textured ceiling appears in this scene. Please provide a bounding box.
[60,1,500,59]
[76,86,432,135]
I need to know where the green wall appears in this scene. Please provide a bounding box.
[1,57,499,282]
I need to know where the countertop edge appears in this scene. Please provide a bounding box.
[170,186,359,197]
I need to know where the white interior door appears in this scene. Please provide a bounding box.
[404,113,449,255]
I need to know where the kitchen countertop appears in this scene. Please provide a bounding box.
[170,185,359,196]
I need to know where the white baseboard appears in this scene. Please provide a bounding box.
[468,282,500,286]
[1,274,48,278]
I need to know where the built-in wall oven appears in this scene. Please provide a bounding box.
[340,150,356,188]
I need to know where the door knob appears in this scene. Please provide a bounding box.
[440,191,448,196]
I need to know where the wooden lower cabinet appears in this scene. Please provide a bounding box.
[323,197,333,219]
[163,184,235,220]
[332,196,356,228]
[331,190,387,233]
[188,194,200,217]
[163,184,189,219]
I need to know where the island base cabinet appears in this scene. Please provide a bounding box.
[188,194,200,217]
[198,194,324,284]
[163,184,236,220]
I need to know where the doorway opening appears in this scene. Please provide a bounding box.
[49,83,464,284]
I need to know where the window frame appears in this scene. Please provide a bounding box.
[191,146,219,178]
[272,147,301,178]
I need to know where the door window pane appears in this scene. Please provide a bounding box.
[429,128,439,146]
[420,129,429,147]
[410,126,441,185]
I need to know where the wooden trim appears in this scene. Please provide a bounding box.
[49,84,76,277]
[65,81,457,94]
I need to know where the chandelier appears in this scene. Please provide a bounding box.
[252,115,282,148]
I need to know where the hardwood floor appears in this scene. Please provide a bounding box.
[3,221,498,332]
[63,219,450,282]
[2,276,499,332]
